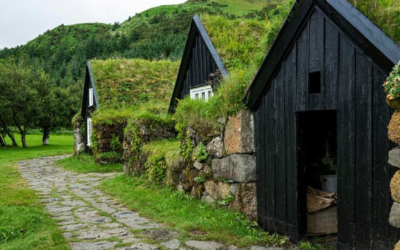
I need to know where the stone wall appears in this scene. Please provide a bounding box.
[388,147,400,249]
[93,122,126,164]
[73,115,85,155]
[122,109,257,221]
[123,122,177,176]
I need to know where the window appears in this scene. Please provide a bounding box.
[309,71,321,94]
[89,88,94,107]
[87,118,93,146]
[190,85,213,101]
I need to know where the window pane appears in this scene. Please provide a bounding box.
[202,92,205,100]
[195,93,199,99]
[208,91,212,98]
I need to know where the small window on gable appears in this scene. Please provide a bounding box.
[87,118,93,146]
[309,71,321,94]
[89,88,94,107]
[190,85,213,101]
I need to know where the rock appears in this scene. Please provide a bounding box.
[73,116,85,155]
[212,154,256,183]
[389,111,400,146]
[203,166,213,175]
[201,195,215,204]
[127,242,159,250]
[194,161,204,171]
[113,211,136,218]
[191,184,205,199]
[70,241,118,250]
[391,171,400,203]
[142,229,180,241]
[390,202,400,228]
[395,240,400,250]
[230,183,257,221]
[251,247,284,250]
[206,137,224,158]
[185,240,224,250]
[218,117,226,125]
[204,180,231,200]
[224,109,255,155]
[230,184,239,195]
[389,147,400,168]
[161,239,181,249]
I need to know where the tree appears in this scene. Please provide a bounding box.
[0,58,39,147]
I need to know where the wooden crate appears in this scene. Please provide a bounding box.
[307,206,337,236]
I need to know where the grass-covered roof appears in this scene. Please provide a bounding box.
[90,59,179,111]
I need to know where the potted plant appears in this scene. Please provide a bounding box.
[384,61,400,144]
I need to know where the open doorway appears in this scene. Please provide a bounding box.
[297,110,338,244]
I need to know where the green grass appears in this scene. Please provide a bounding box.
[99,175,289,247]
[56,153,123,173]
[0,134,72,250]
[212,0,268,16]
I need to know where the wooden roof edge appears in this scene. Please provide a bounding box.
[323,0,400,65]
[168,14,227,114]
[245,0,400,111]
[81,61,99,117]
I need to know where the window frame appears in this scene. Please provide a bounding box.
[190,85,213,101]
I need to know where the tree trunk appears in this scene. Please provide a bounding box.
[0,114,17,146]
[42,127,50,146]
[8,133,18,147]
[20,130,27,148]
[0,135,5,147]
[12,114,27,148]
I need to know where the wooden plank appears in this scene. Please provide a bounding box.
[309,10,322,73]
[371,67,392,249]
[323,19,339,110]
[336,35,355,249]
[296,23,309,112]
[274,65,287,234]
[265,81,276,232]
[353,51,372,250]
[285,47,299,241]
[308,10,324,110]
[254,104,263,228]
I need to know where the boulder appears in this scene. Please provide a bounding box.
[390,202,400,228]
[201,195,215,204]
[204,180,231,200]
[224,109,255,155]
[73,118,85,155]
[212,154,256,183]
[389,111,400,145]
[193,161,204,171]
[389,147,400,168]
[206,137,224,158]
[392,171,400,203]
[191,184,205,199]
[230,183,257,221]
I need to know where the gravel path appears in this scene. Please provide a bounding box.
[18,155,256,250]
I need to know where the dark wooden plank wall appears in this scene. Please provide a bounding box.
[254,7,400,249]
[178,31,218,100]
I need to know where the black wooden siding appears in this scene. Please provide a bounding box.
[177,30,218,100]
[254,8,400,249]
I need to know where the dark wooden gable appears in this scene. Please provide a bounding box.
[81,61,99,119]
[246,0,400,249]
[168,15,227,113]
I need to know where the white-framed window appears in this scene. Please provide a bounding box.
[88,88,94,107]
[190,85,213,101]
[87,118,93,146]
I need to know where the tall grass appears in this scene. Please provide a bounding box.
[348,0,400,44]
[0,134,72,249]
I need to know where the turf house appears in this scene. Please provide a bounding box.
[245,0,400,248]
[168,14,228,113]
[74,58,179,163]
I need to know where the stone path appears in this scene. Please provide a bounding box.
[18,155,286,250]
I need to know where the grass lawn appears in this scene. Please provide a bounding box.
[0,134,73,250]
[56,153,123,173]
[99,175,289,247]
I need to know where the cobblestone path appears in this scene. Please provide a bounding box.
[18,155,253,250]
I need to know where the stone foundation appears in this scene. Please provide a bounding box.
[73,115,85,155]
